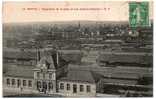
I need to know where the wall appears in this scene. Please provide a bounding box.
[3,76,35,94]
[56,65,68,78]
[33,69,57,93]
[58,81,96,97]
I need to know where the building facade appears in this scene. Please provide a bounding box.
[58,70,97,97]
[3,49,97,97]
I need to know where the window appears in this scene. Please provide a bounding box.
[80,85,84,92]
[86,85,91,92]
[28,80,32,87]
[6,78,10,85]
[17,79,21,87]
[43,82,47,89]
[43,73,45,78]
[12,79,15,85]
[60,83,64,90]
[48,82,53,90]
[37,81,41,89]
[73,84,77,93]
[23,80,26,86]
[67,83,70,90]
[37,72,40,78]
[49,73,52,79]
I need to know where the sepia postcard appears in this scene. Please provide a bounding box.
[2,0,153,97]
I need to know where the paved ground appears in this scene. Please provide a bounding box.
[3,88,63,97]
[3,92,63,97]
[4,93,63,97]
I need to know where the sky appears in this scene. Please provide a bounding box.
[3,1,153,23]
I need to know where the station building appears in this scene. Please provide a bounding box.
[3,49,97,97]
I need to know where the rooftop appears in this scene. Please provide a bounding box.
[98,52,152,64]
[4,65,34,78]
[101,78,138,86]
[68,65,152,79]
[3,51,36,60]
[59,70,95,84]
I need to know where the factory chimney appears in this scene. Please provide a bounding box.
[36,48,40,63]
[56,51,59,66]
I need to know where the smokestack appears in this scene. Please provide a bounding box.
[56,51,59,66]
[36,48,40,62]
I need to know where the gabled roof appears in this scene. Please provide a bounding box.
[38,55,56,69]
[37,51,67,70]
[59,70,95,84]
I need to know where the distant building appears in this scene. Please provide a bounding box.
[3,50,37,66]
[97,51,153,67]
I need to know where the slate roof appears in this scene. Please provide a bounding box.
[68,65,148,80]
[95,71,139,80]
[68,65,152,76]
[38,56,56,69]
[3,49,81,64]
[58,50,82,63]
[110,72,139,80]
[3,51,36,60]
[101,78,137,86]
[58,50,82,54]
[98,52,152,64]
[4,65,34,78]
[59,70,95,84]
[37,52,67,69]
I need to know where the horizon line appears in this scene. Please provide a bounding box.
[3,20,130,24]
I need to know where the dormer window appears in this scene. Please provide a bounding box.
[41,63,47,72]
[37,64,41,68]
[42,64,47,69]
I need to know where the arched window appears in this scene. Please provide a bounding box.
[43,82,47,89]
[43,73,46,79]
[80,85,84,92]
[17,79,21,87]
[67,83,70,90]
[12,79,15,85]
[73,84,77,93]
[37,81,41,89]
[60,83,64,90]
[28,80,32,87]
[86,85,91,92]
[23,80,26,86]
[37,72,40,78]
[48,82,53,91]
[49,73,52,79]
